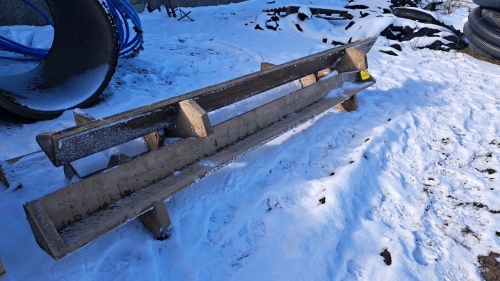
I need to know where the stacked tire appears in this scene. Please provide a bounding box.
[464,0,500,59]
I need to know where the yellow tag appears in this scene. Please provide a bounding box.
[360,70,370,81]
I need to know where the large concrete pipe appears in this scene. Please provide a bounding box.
[0,0,119,119]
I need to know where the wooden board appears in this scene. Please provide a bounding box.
[25,72,375,259]
[35,37,377,167]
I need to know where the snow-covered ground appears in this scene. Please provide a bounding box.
[1,0,500,280]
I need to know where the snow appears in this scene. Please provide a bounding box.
[1,0,500,280]
[0,64,109,111]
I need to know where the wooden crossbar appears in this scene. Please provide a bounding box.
[263,5,352,19]
[24,37,377,260]
[35,37,376,167]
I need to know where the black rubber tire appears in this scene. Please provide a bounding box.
[464,21,500,59]
[473,0,500,9]
[468,7,500,47]
[393,7,438,24]
[481,8,500,31]
[0,0,119,119]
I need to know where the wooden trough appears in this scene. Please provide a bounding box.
[23,37,377,260]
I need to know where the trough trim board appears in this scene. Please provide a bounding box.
[35,37,377,167]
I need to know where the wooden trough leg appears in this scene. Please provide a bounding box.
[141,99,211,238]
[0,258,5,278]
[139,202,171,239]
[336,95,359,112]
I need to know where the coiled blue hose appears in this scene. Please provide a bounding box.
[0,0,143,59]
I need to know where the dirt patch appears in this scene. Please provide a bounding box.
[459,48,500,66]
[380,249,392,266]
[479,252,500,281]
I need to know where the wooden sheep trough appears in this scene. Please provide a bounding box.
[22,37,377,260]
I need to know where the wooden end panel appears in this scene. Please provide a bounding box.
[24,200,69,260]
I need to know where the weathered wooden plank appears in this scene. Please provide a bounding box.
[35,37,377,167]
[263,6,351,19]
[25,71,375,259]
[36,104,179,167]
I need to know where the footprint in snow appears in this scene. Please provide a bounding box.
[207,205,237,244]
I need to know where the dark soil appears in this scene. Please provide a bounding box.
[479,252,500,281]
[460,47,500,66]
[380,249,392,265]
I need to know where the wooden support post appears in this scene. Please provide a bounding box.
[336,95,359,112]
[165,99,213,138]
[139,202,171,238]
[334,47,368,73]
[107,154,132,169]
[143,131,165,151]
[317,68,332,79]
[73,109,95,126]
[0,258,5,278]
[260,62,275,71]
[334,47,368,112]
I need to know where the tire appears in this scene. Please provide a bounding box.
[481,8,500,31]
[464,21,500,59]
[468,7,500,47]
[393,7,438,24]
[473,0,500,9]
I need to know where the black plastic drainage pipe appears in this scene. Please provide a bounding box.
[0,0,119,119]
